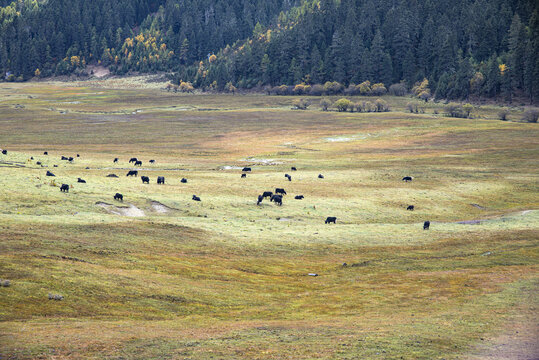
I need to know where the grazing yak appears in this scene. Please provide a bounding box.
[241,174,247,178]
[291,167,297,171]
[257,195,264,205]
[325,217,337,224]
[275,188,286,195]
[129,158,138,163]
[402,176,413,182]
[242,167,251,172]
[126,170,138,177]
[77,178,86,183]
[76,154,80,157]
[60,184,69,192]
[114,193,123,201]
[36,161,42,165]
[181,178,188,183]
[68,157,74,162]
[46,171,55,177]
[149,160,155,164]
[134,160,142,166]
[262,191,273,198]
[192,195,201,201]
[141,176,150,184]
[43,151,48,155]
[285,174,291,181]
[423,221,430,230]
[61,156,68,160]
[270,194,282,206]
[107,174,119,178]
[157,176,165,184]
[295,195,304,200]
[407,205,414,211]
[113,158,118,163]
[1,149,7,155]
[318,174,324,179]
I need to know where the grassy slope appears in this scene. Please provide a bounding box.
[0,82,537,359]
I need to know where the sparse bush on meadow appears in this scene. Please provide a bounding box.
[445,103,469,118]
[497,109,509,121]
[363,101,374,112]
[333,98,352,112]
[374,98,389,112]
[319,98,331,111]
[292,98,310,110]
[406,102,417,113]
[522,108,539,123]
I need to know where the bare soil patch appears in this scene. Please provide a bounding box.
[96,202,145,217]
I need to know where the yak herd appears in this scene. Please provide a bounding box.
[1,149,430,228]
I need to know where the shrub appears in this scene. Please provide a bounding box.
[462,103,474,118]
[324,81,344,95]
[320,98,332,111]
[522,108,539,123]
[445,103,468,118]
[412,78,430,96]
[344,84,360,96]
[225,82,237,94]
[359,81,371,95]
[309,84,325,96]
[389,83,407,96]
[354,102,363,112]
[334,98,352,112]
[406,102,417,113]
[497,109,509,121]
[293,84,305,95]
[374,99,389,112]
[292,99,310,110]
[275,85,290,95]
[363,101,374,112]
[418,90,431,102]
[179,81,194,93]
[371,83,387,96]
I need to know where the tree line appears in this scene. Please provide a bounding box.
[177,0,539,103]
[1,0,538,103]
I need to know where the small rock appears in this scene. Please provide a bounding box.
[48,293,63,301]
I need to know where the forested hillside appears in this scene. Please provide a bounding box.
[182,0,539,102]
[0,0,298,77]
[1,0,538,102]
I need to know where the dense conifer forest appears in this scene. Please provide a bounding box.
[1,0,538,102]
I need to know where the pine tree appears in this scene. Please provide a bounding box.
[369,30,392,85]
[508,14,527,91]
